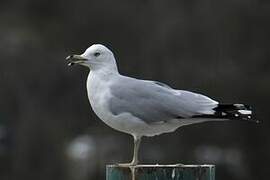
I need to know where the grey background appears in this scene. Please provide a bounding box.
[0,0,269,180]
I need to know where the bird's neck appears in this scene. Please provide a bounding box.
[89,66,120,82]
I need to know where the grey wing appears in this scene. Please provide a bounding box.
[108,77,218,124]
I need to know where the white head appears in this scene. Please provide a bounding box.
[66,44,118,72]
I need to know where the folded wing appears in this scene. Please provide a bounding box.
[108,76,218,124]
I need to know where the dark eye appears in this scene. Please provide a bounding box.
[94,52,101,57]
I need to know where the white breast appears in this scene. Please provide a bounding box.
[86,71,150,136]
[87,71,112,124]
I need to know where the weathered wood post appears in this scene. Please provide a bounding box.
[106,164,215,180]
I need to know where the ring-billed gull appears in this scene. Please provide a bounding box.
[66,44,256,166]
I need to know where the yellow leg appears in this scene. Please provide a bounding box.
[118,136,141,167]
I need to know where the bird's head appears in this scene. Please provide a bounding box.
[66,44,117,71]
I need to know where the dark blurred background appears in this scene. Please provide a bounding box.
[0,0,269,179]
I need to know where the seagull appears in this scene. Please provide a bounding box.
[66,44,256,166]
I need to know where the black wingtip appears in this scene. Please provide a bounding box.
[192,103,259,124]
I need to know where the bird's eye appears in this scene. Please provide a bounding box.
[94,52,101,57]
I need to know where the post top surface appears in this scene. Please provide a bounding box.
[107,164,215,168]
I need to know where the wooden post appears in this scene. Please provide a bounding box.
[106,164,215,180]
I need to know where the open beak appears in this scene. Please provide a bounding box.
[66,55,87,66]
